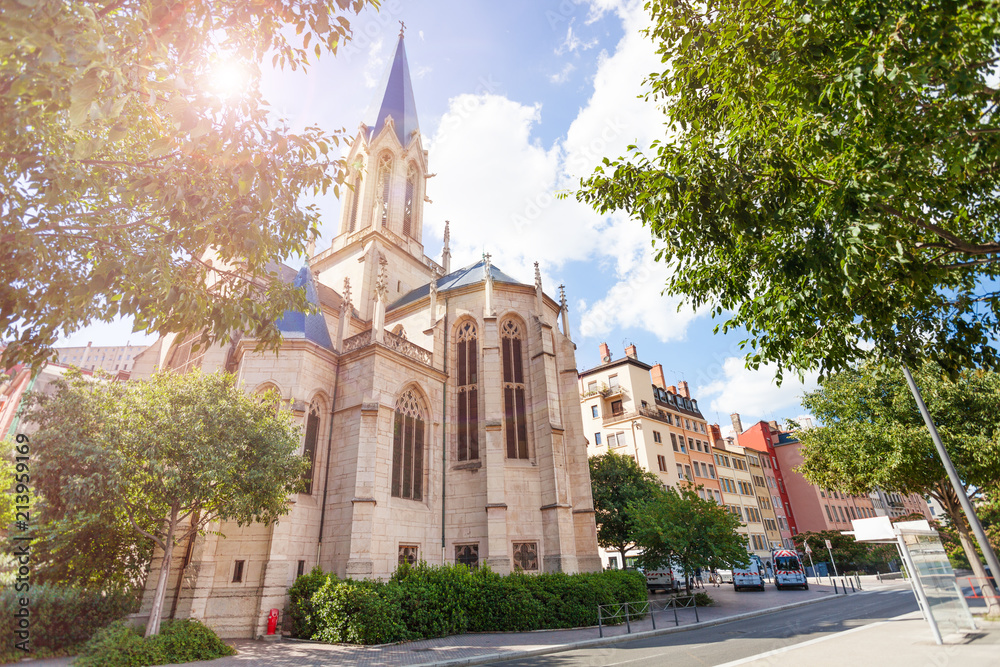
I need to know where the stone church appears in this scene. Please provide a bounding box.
[132,33,601,638]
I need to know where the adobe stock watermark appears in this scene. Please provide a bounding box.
[339,0,405,64]
[511,115,629,233]
[11,434,32,653]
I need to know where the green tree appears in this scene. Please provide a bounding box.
[21,369,308,636]
[793,531,886,574]
[0,0,376,370]
[797,362,1000,612]
[589,451,662,566]
[630,486,747,593]
[574,0,1000,379]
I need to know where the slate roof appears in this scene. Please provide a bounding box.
[368,35,419,146]
[274,266,334,350]
[388,260,525,311]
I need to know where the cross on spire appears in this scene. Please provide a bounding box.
[399,21,406,37]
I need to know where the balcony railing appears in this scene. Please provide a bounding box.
[602,405,672,427]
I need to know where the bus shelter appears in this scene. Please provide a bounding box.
[849,516,976,644]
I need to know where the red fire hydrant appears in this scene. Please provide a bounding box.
[266,608,279,635]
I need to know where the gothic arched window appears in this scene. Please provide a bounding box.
[376,152,393,228]
[302,400,322,494]
[500,319,529,459]
[403,163,417,237]
[391,388,425,500]
[456,321,479,461]
[166,334,206,374]
[347,172,361,233]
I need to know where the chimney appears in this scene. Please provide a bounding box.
[599,342,611,362]
[677,380,690,399]
[709,424,723,445]
[730,413,744,436]
[768,420,780,432]
[650,364,666,389]
[625,343,637,359]
[667,385,677,394]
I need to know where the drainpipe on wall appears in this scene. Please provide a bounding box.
[440,299,449,563]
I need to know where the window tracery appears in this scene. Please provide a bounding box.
[403,163,417,237]
[391,388,425,500]
[456,321,479,461]
[500,320,528,459]
[302,400,322,494]
[376,152,393,228]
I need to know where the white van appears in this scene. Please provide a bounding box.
[732,553,766,591]
[772,549,809,590]
[644,565,679,593]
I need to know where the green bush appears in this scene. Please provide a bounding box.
[693,592,715,607]
[75,618,235,667]
[298,564,647,645]
[287,566,336,638]
[0,584,138,659]
[312,579,408,645]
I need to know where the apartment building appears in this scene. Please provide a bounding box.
[713,439,771,564]
[746,450,783,550]
[579,343,718,568]
[54,341,146,374]
[732,416,798,544]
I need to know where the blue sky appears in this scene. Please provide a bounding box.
[60,0,817,434]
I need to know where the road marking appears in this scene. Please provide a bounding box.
[710,619,890,667]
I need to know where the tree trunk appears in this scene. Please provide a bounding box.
[941,487,1000,615]
[619,547,628,569]
[144,508,178,637]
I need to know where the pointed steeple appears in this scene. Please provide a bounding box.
[369,30,419,146]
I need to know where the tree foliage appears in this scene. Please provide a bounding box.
[575,0,1000,379]
[793,530,895,573]
[797,361,1000,609]
[21,369,308,635]
[630,486,748,590]
[0,0,376,370]
[588,451,662,563]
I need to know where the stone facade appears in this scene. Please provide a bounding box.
[130,34,600,639]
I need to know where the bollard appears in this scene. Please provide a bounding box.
[598,606,603,638]
[856,574,862,591]
[650,602,656,630]
[693,595,699,623]
[673,597,679,626]
[834,580,839,594]
[851,578,856,593]
[625,603,631,634]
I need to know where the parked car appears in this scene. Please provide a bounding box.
[644,565,680,593]
[716,569,734,583]
[732,554,766,592]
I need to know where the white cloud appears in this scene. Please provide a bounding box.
[362,36,387,88]
[422,1,700,344]
[414,65,433,79]
[549,62,576,84]
[696,358,819,422]
[555,25,599,55]
[419,30,425,41]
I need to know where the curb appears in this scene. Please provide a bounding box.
[413,591,879,667]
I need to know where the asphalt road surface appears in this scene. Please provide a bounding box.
[489,588,918,667]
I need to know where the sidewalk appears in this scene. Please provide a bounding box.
[716,611,1000,667]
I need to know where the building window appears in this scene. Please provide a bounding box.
[403,163,417,237]
[837,506,846,522]
[455,544,479,569]
[684,465,692,480]
[608,433,618,448]
[399,545,419,566]
[513,542,539,571]
[608,556,618,570]
[608,375,619,389]
[347,173,362,232]
[501,320,529,459]
[391,389,426,500]
[302,401,322,494]
[297,560,306,578]
[677,463,684,479]
[376,152,392,227]
[457,321,479,461]
[657,455,667,472]
[825,505,833,521]
[610,399,623,416]
[653,431,661,444]
[232,560,245,583]
[591,405,598,418]
[670,433,678,451]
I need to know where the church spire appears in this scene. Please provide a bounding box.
[369,29,419,146]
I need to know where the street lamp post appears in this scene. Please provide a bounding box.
[900,363,1000,608]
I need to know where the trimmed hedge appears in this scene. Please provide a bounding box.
[0,584,138,661]
[291,563,646,644]
[74,618,236,667]
[287,566,336,639]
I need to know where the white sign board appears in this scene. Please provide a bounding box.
[824,539,832,549]
[850,516,896,542]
